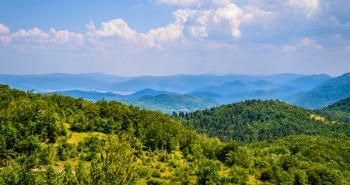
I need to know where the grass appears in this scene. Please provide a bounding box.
[310,114,326,122]
[66,131,107,144]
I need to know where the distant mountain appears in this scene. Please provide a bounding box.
[127,88,176,99]
[282,74,331,92]
[252,74,332,101]
[291,73,350,109]
[0,73,305,93]
[133,94,220,114]
[49,89,216,114]
[48,90,124,101]
[250,80,277,90]
[107,73,305,92]
[191,80,257,97]
[0,73,128,92]
[190,75,328,103]
[49,88,175,101]
[1,72,344,113]
[174,99,350,142]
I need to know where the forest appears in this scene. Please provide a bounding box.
[0,84,350,184]
[173,99,350,142]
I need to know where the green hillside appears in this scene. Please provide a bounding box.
[1,84,350,184]
[173,99,350,142]
[134,94,220,114]
[316,97,350,123]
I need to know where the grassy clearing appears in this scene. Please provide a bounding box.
[66,131,107,144]
[310,114,326,122]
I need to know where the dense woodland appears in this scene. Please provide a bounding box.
[316,97,350,123]
[173,100,350,142]
[0,84,350,184]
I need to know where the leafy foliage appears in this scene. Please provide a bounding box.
[1,85,350,184]
[316,96,350,123]
[174,99,350,142]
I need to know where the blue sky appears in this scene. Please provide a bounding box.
[0,0,349,76]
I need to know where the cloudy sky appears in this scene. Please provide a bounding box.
[0,0,349,76]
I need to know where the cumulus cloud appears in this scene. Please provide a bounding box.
[171,3,245,39]
[0,23,11,44]
[141,23,183,48]
[282,37,323,52]
[10,27,84,49]
[12,28,51,43]
[49,29,84,45]
[288,0,320,17]
[87,19,138,42]
[155,0,201,7]
[301,37,322,49]
[241,6,273,23]
[214,4,243,38]
[1,0,346,54]
[0,24,10,34]
[87,18,183,49]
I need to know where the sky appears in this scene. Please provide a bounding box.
[0,0,349,76]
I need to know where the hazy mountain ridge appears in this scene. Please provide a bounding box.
[2,72,349,112]
[0,73,305,92]
[290,73,350,109]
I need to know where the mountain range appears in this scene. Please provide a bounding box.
[1,72,349,113]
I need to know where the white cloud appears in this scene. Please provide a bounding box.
[12,28,50,43]
[213,4,243,38]
[88,19,138,42]
[282,37,323,52]
[241,5,273,23]
[301,37,322,49]
[155,0,201,7]
[210,0,231,6]
[49,29,84,45]
[288,0,320,17]
[0,36,11,44]
[0,23,10,34]
[10,27,84,49]
[141,23,183,48]
[172,3,244,39]
[0,23,11,44]
[282,45,297,52]
[87,18,184,49]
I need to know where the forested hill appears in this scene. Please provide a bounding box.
[316,97,350,123]
[173,99,350,142]
[0,84,184,151]
[1,84,350,184]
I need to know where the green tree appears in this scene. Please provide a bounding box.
[61,163,78,185]
[293,171,308,185]
[46,165,59,185]
[277,171,293,185]
[76,160,91,185]
[196,159,220,185]
[101,135,138,185]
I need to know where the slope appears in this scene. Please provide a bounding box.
[134,94,220,114]
[1,84,350,184]
[173,99,350,142]
[291,72,350,109]
[316,96,350,123]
